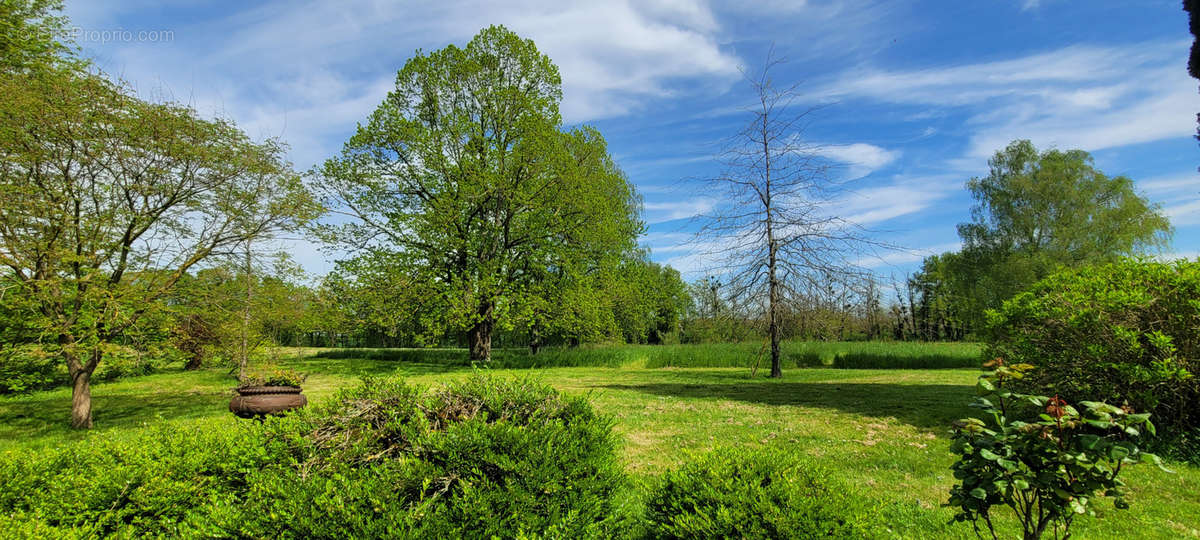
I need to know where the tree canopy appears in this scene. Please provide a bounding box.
[914,139,1172,334]
[317,25,642,362]
[0,1,317,427]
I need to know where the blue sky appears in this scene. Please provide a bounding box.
[65,0,1200,282]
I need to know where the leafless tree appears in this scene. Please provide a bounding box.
[696,50,882,378]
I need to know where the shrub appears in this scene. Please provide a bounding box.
[0,344,60,394]
[984,259,1200,451]
[0,342,178,395]
[239,375,628,538]
[0,374,628,538]
[948,360,1166,540]
[0,420,276,537]
[642,447,872,539]
[238,365,307,387]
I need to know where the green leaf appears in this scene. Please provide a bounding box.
[1078,434,1101,450]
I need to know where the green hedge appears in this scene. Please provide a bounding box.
[984,259,1200,457]
[0,374,628,538]
[312,341,983,371]
[641,447,874,539]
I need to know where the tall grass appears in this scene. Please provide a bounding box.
[311,341,983,370]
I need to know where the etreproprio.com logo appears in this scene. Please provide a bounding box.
[68,26,175,44]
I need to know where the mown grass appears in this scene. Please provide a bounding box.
[313,340,985,370]
[0,345,1196,539]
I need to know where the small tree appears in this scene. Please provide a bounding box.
[0,59,315,427]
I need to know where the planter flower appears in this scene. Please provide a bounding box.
[229,367,308,419]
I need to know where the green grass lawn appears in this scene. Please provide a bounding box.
[1,346,1196,539]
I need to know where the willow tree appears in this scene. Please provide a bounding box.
[917,139,1173,332]
[318,26,641,362]
[0,57,316,427]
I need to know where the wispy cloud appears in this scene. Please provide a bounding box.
[69,0,746,169]
[813,142,900,179]
[1166,199,1200,227]
[1140,173,1199,197]
[832,174,960,226]
[854,241,962,269]
[820,41,1198,159]
[643,198,718,223]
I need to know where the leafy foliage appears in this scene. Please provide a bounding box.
[984,259,1200,456]
[642,447,872,539]
[0,2,317,426]
[237,365,307,388]
[914,140,1171,333]
[0,374,629,538]
[316,25,641,363]
[948,360,1166,540]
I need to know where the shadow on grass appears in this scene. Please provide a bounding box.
[600,381,973,432]
[0,389,231,448]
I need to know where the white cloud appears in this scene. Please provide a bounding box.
[1165,198,1200,227]
[813,143,900,179]
[962,67,1197,159]
[68,0,744,170]
[643,198,717,223]
[1141,173,1199,196]
[832,174,959,226]
[820,41,1199,159]
[854,241,961,269]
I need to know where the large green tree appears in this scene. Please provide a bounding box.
[0,3,316,427]
[916,139,1171,333]
[317,26,641,362]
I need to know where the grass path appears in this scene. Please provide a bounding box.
[1,354,1196,538]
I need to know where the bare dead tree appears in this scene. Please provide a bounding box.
[695,50,882,378]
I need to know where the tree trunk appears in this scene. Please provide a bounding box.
[768,244,781,378]
[529,326,541,355]
[69,365,94,429]
[469,300,494,363]
[238,241,253,379]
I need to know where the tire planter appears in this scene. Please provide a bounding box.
[229,385,308,419]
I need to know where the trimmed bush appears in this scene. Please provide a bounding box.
[0,420,276,537]
[0,374,628,538]
[642,447,873,539]
[984,259,1200,456]
[239,375,628,538]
